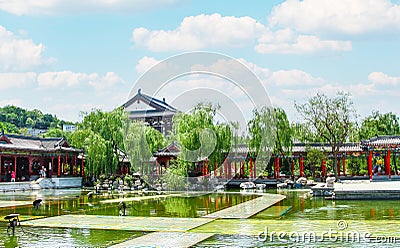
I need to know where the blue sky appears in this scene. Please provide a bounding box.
[0,0,399,126]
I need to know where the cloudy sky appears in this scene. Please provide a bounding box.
[0,0,399,126]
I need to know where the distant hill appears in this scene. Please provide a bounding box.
[0,105,74,135]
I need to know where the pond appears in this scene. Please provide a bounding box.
[0,189,399,247]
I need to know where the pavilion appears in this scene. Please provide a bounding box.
[0,132,84,182]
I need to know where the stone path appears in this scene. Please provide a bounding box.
[100,193,182,204]
[22,214,215,232]
[202,193,285,219]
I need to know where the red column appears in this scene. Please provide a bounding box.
[368,150,373,180]
[290,160,294,176]
[299,156,304,177]
[81,154,85,177]
[386,150,391,176]
[342,157,346,176]
[14,156,17,175]
[249,157,253,179]
[58,154,61,176]
[275,157,280,179]
[321,159,326,177]
[205,158,209,175]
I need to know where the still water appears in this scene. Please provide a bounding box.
[0,189,399,247]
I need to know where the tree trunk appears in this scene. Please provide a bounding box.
[332,150,339,180]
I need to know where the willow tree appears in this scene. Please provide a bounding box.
[295,92,357,179]
[247,107,277,173]
[122,119,167,175]
[70,107,125,177]
[172,103,232,174]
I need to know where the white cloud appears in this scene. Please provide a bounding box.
[135,56,161,74]
[368,72,400,85]
[0,25,48,71]
[269,69,324,86]
[37,71,124,91]
[0,98,23,107]
[88,71,125,91]
[133,13,266,52]
[255,34,352,54]
[0,72,36,89]
[0,0,183,16]
[269,0,400,35]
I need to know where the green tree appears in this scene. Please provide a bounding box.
[247,106,277,171]
[172,103,232,173]
[44,128,65,138]
[70,107,125,177]
[122,120,153,174]
[305,147,327,178]
[295,92,357,179]
[359,111,400,139]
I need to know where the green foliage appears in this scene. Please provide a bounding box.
[70,107,125,177]
[122,120,153,173]
[171,103,231,172]
[359,111,400,139]
[295,91,357,178]
[248,107,276,161]
[145,125,167,153]
[0,121,19,134]
[0,105,74,132]
[164,158,188,191]
[44,128,65,138]
[346,157,365,175]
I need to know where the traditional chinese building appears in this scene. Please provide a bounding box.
[122,89,177,135]
[0,132,84,182]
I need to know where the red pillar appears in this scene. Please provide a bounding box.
[299,156,304,177]
[275,157,280,179]
[81,154,85,177]
[368,150,373,180]
[14,155,17,175]
[321,159,326,178]
[205,158,209,175]
[290,160,294,176]
[342,157,346,176]
[249,157,253,179]
[386,150,391,176]
[58,154,61,176]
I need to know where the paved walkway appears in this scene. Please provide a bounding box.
[22,214,215,232]
[99,193,183,204]
[202,193,285,219]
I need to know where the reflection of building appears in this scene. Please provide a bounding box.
[122,89,177,135]
[0,132,83,182]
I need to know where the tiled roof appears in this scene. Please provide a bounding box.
[0,134,82,153]
[361,135,400,148]
[292,142,363,153]
[122,88,177,113]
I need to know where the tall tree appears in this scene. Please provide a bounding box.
[295,92,357,179]
[359,111,400,139]
[171,103,232,173]
[247,106,277,171]
[70,107,125,177]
